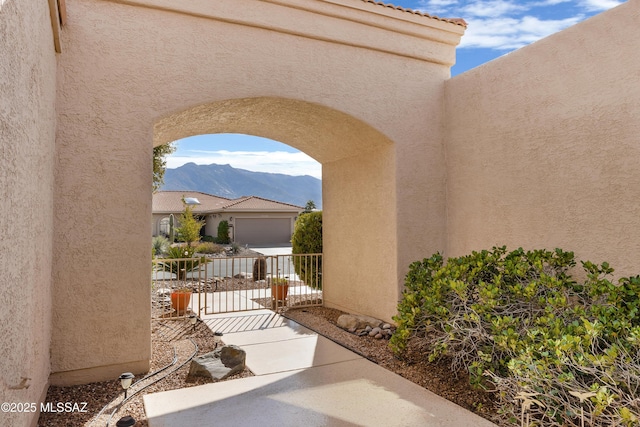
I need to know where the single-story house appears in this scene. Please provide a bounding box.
[152,191,303,246]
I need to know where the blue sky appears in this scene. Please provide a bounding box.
[167,0,624,180]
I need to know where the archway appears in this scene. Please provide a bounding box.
[154,96,398,320]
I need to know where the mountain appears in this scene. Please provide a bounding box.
[161,163,322,208]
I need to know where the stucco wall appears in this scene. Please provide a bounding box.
[52,0,461,382]
[0,0,57,424]
[444,1,640,275]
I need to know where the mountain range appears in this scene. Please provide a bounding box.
[161,163,322,208]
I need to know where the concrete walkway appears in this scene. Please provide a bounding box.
[143,309,497,427]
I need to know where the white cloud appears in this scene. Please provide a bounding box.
[461,0,528,17]
[580,0,623,11]
[166,150,322,179]
[459,14,582,49]
[415,0,619,50]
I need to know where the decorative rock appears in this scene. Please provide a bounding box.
[337,314,383,332]
[382,323,392,330]
[188,345,246,381]
[374,333,383,339]
[364,326,372,333]
[368,327,382,337]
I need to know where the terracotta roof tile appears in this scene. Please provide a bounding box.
[152,191,230,213]
[222,196,303,211]
[359,0,467,27]
[153,192,303,213]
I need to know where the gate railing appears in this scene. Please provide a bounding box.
[152,253,322,318]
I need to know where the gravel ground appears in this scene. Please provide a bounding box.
[37,319,253,427]
[38,305,501,426]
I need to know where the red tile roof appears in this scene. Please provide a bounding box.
[153,191,302,213]
[359,0,467,27]
[222,196,303,211]
[152,191,230,213]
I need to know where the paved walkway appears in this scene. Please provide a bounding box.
[143,309,497,427]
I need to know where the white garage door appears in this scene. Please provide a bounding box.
[234,218,292,246]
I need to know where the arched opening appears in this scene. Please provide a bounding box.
[153,96,398,320]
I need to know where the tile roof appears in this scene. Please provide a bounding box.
[152,191,230,213]
[359,0,467,27]
[222,196,303,211]
[153,191,303,213]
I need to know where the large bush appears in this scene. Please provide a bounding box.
[391,246,640,426]
[291,211,322,289]
[217,220,230,244]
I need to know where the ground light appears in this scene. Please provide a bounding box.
[118,372,135,399]
[189,314,197,332]
[115,415,136,427]
[214,331,223,348]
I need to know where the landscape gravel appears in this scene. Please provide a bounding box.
[38,306,500,426]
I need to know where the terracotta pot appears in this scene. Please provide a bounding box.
[270,283,289,301]
[171,291,192,314]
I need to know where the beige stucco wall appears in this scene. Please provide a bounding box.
[0,0,57,424]
[51,0,462,383]
[444,1,640,276]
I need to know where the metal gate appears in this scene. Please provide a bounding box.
[152,253,322,318]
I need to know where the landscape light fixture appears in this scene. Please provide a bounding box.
[119,372,135,399]
[189,314,197,332]
[115,415,136,427]
[214,331,223,348]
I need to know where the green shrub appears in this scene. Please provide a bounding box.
[152,235,169,257]
[391,246,640,426]
[291,211,322,289]
[194,241,224,254]
[155,245,208,281]
[176,202,204,247]
[217,221,230,244]
[202,235,215,242]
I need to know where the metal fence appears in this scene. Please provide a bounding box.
[152,253,322,319]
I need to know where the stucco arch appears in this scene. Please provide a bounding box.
[153,97,393,164]
[153,96,398,324]
[46,0,464,386]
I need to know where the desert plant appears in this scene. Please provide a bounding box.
[155,245,208,281]
[253,257,267,281]
[271,277,288,286]
[391,246,640,426]
[194,241,224,254]
[217,220,230,244]
[152,235,170,257]
[292,210,322,289]
[176,201,204,247]
[229,241,241,255]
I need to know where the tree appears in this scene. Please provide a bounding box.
[303,200,316,214]
[217,220,230,244]
[176,200,204,247]
[152,143,176,192]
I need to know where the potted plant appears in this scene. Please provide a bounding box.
[170,287,192,315]
[270,277,289,302]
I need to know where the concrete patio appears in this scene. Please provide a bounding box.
[143,309,498,427]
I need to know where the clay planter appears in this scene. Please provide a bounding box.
[171,290,192,315]
[270,283,289,301]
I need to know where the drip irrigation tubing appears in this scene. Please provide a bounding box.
[104,338,199,427]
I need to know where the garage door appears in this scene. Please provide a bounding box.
[234,218,292,246]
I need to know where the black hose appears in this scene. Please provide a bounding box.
[105,338,199,427]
